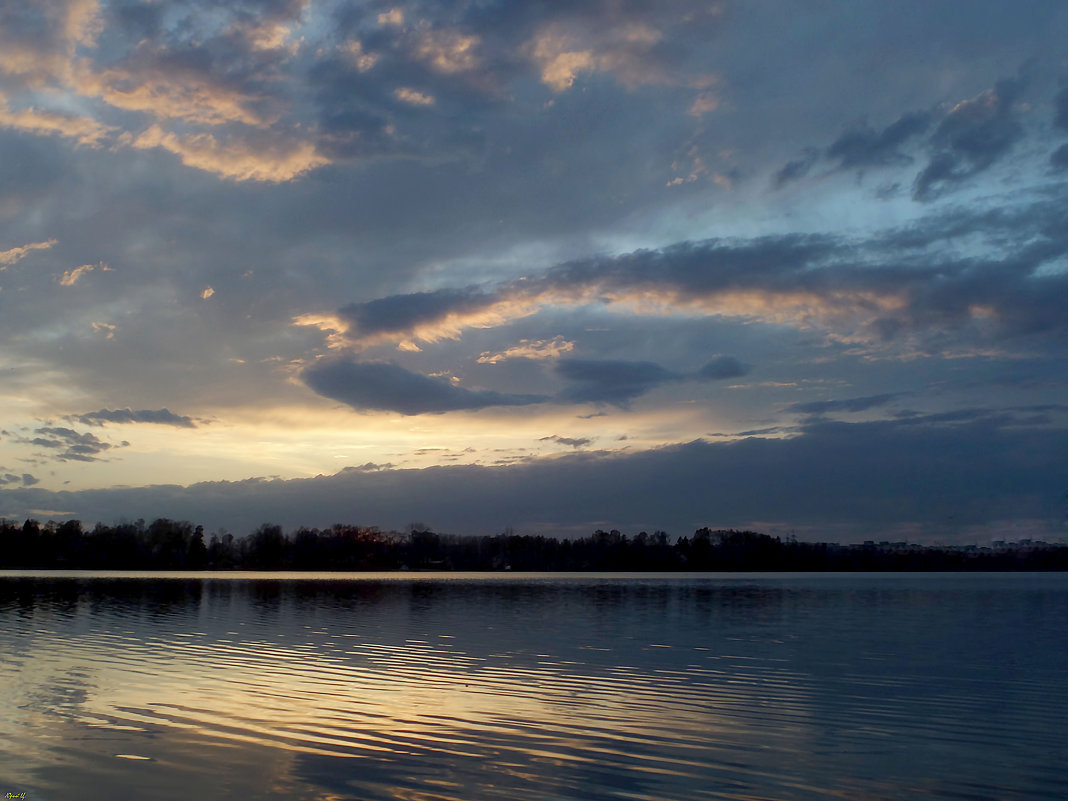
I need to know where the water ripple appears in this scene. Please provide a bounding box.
[1,573,1066,800]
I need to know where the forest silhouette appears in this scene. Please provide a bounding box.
[1,518,1065,571]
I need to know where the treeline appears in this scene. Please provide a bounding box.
[1,518,1067,571]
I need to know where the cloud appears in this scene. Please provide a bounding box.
[825,111,931,169]
[298,236,846,349]
[413,29,481,74]
[317,287,527,348]
[0,100,116,147]
[478,337,575,364]
[529,18,672,92]
[340,40,379,73]
[378,8,404,27]
[0,239,56,268]
[1051,144,1068,171]
[3,414,1064,543]
[0,0,1064,547]
[786,393,907,416]
[688,90,720,117]
[556,358,681,405]
[73,408,198,428]
[57,262,109,286]
[0,0,329,184]
[774,77,1028,196]
[696,356,750,381]
[0,472,39,487]
[302,358,549,415]
[26,426,116,462]
[554,356,750,406]
[913,78,1025,200]
[90,322,116,339]
[75,64,268,127]
[125,125,328,183]
[300,195,1068,359]
[772,148,819,188]
[394,87,435,106]
[1054,87,1068,132]
[540,435,591,449]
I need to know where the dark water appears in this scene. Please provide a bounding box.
[1,572,1066,801]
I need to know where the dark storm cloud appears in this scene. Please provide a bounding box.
[4,413,1065,543]
[74,408,198,428]
[302,358,549,415]
[786,393,907,416]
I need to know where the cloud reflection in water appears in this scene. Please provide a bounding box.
[1,574,1066,800]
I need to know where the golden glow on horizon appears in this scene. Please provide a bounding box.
[3,397,733,493]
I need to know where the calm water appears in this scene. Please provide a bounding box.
[1,572,1066,801]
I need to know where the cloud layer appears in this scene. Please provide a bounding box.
[0,1,1065,542]
[2,412,1064,543]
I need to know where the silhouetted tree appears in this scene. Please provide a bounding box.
[246,523,287,569]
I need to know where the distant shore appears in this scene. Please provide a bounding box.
[2,518,1065,571]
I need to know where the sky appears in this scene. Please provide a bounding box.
[1,0,1067,544]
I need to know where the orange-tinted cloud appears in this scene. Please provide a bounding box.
[414,29,481,74]
[125,125,327,182]
[0,239,57,268]
[478,337,576,364]
[75,66,267,127]
[58,262,110,286]
[0,98,114,146]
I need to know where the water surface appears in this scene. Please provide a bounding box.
[1,572,1066,800]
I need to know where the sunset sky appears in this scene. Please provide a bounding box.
[1,0,1067,542]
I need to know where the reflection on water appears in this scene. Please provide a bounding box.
[1,573,1066,800]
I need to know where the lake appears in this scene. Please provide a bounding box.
[1,572,1066,800]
